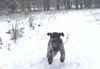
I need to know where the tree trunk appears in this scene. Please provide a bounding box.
[47,0,50,10]
[95,0,100,8]
[56,0,60,10]
[63,0,67,9]
[75,0,79,9]
[79,0,83,9]
[67,0,71,9]
[43,0,50,11]
[84,0,91,8]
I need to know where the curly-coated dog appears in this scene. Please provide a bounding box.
[47,32,65,64]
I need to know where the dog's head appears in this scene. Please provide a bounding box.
[47,32,64,38]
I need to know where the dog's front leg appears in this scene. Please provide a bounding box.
[60,44,65,62]
[47,45,53,64]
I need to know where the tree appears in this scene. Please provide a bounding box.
[0,0,6,10]
[17,0,32,12]
[6,0,17,13]
[66,0,71,9]
[43,0,50,11]
[56,0,60,10]
[95,0,100,8]
[75,0,79,9]
[79,0,83,9]
[62,0,67,9]
[0,0,17,13]
[32,0,36,10]
[84,0,92,8]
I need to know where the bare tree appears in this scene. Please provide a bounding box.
[0,0,17,13]
[56,0,60,10]
[32,0,36,10]
[43,0,50,11]
[6,0,17,13]
[63,0,67,9]
[94,0,100,8]
[75,0,79,9]
[17,0,32,12]
[79,0,83,9]
[84,0,92,8]
[67,0,71,9]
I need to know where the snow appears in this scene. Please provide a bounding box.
[0,9,100,69]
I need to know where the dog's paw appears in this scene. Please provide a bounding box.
[48,58,53,65]
[60,58,65,62]
[48,60,52,64]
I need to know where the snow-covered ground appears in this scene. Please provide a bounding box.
[0,9,100,69]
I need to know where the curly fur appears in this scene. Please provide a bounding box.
[47,32,65,64]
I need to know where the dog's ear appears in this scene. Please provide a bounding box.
[60,32,64,36]
[47,32,51,36]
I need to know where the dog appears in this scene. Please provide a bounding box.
[47,32,65,64]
